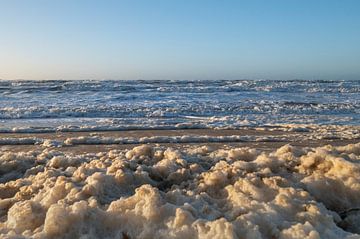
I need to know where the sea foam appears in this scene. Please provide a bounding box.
[1,143,360,238]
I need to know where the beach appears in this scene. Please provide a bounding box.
[0,127,359,153]
[2,0,360,237]
[1,126,360,238]
[0,80,360,238]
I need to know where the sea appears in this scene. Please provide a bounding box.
[0,79,359,132]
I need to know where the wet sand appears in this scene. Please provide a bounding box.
[0,128,358,153]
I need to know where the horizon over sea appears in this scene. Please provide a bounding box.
[0,79,359,132]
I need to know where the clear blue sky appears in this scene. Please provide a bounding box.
[0,0,359,80]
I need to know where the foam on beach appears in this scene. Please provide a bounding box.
[1,143,360,238]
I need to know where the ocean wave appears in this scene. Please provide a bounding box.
[0,80,359,127]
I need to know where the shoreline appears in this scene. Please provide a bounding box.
[0,128,358,153]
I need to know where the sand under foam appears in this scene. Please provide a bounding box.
[1,143,360,238]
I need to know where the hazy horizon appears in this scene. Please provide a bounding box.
[1,78,359,82]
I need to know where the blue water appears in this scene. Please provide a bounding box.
[0,79,359,132]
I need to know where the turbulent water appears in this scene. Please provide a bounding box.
[0,79,359,132]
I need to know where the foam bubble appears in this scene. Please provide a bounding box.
[0,143,360,238]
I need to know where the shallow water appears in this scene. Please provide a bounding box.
[0,79,359,132]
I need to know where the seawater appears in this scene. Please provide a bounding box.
[0,79,359,132]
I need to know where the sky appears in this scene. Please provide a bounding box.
[0,0,359,80]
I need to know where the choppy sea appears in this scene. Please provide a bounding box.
[0,79,359,132]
